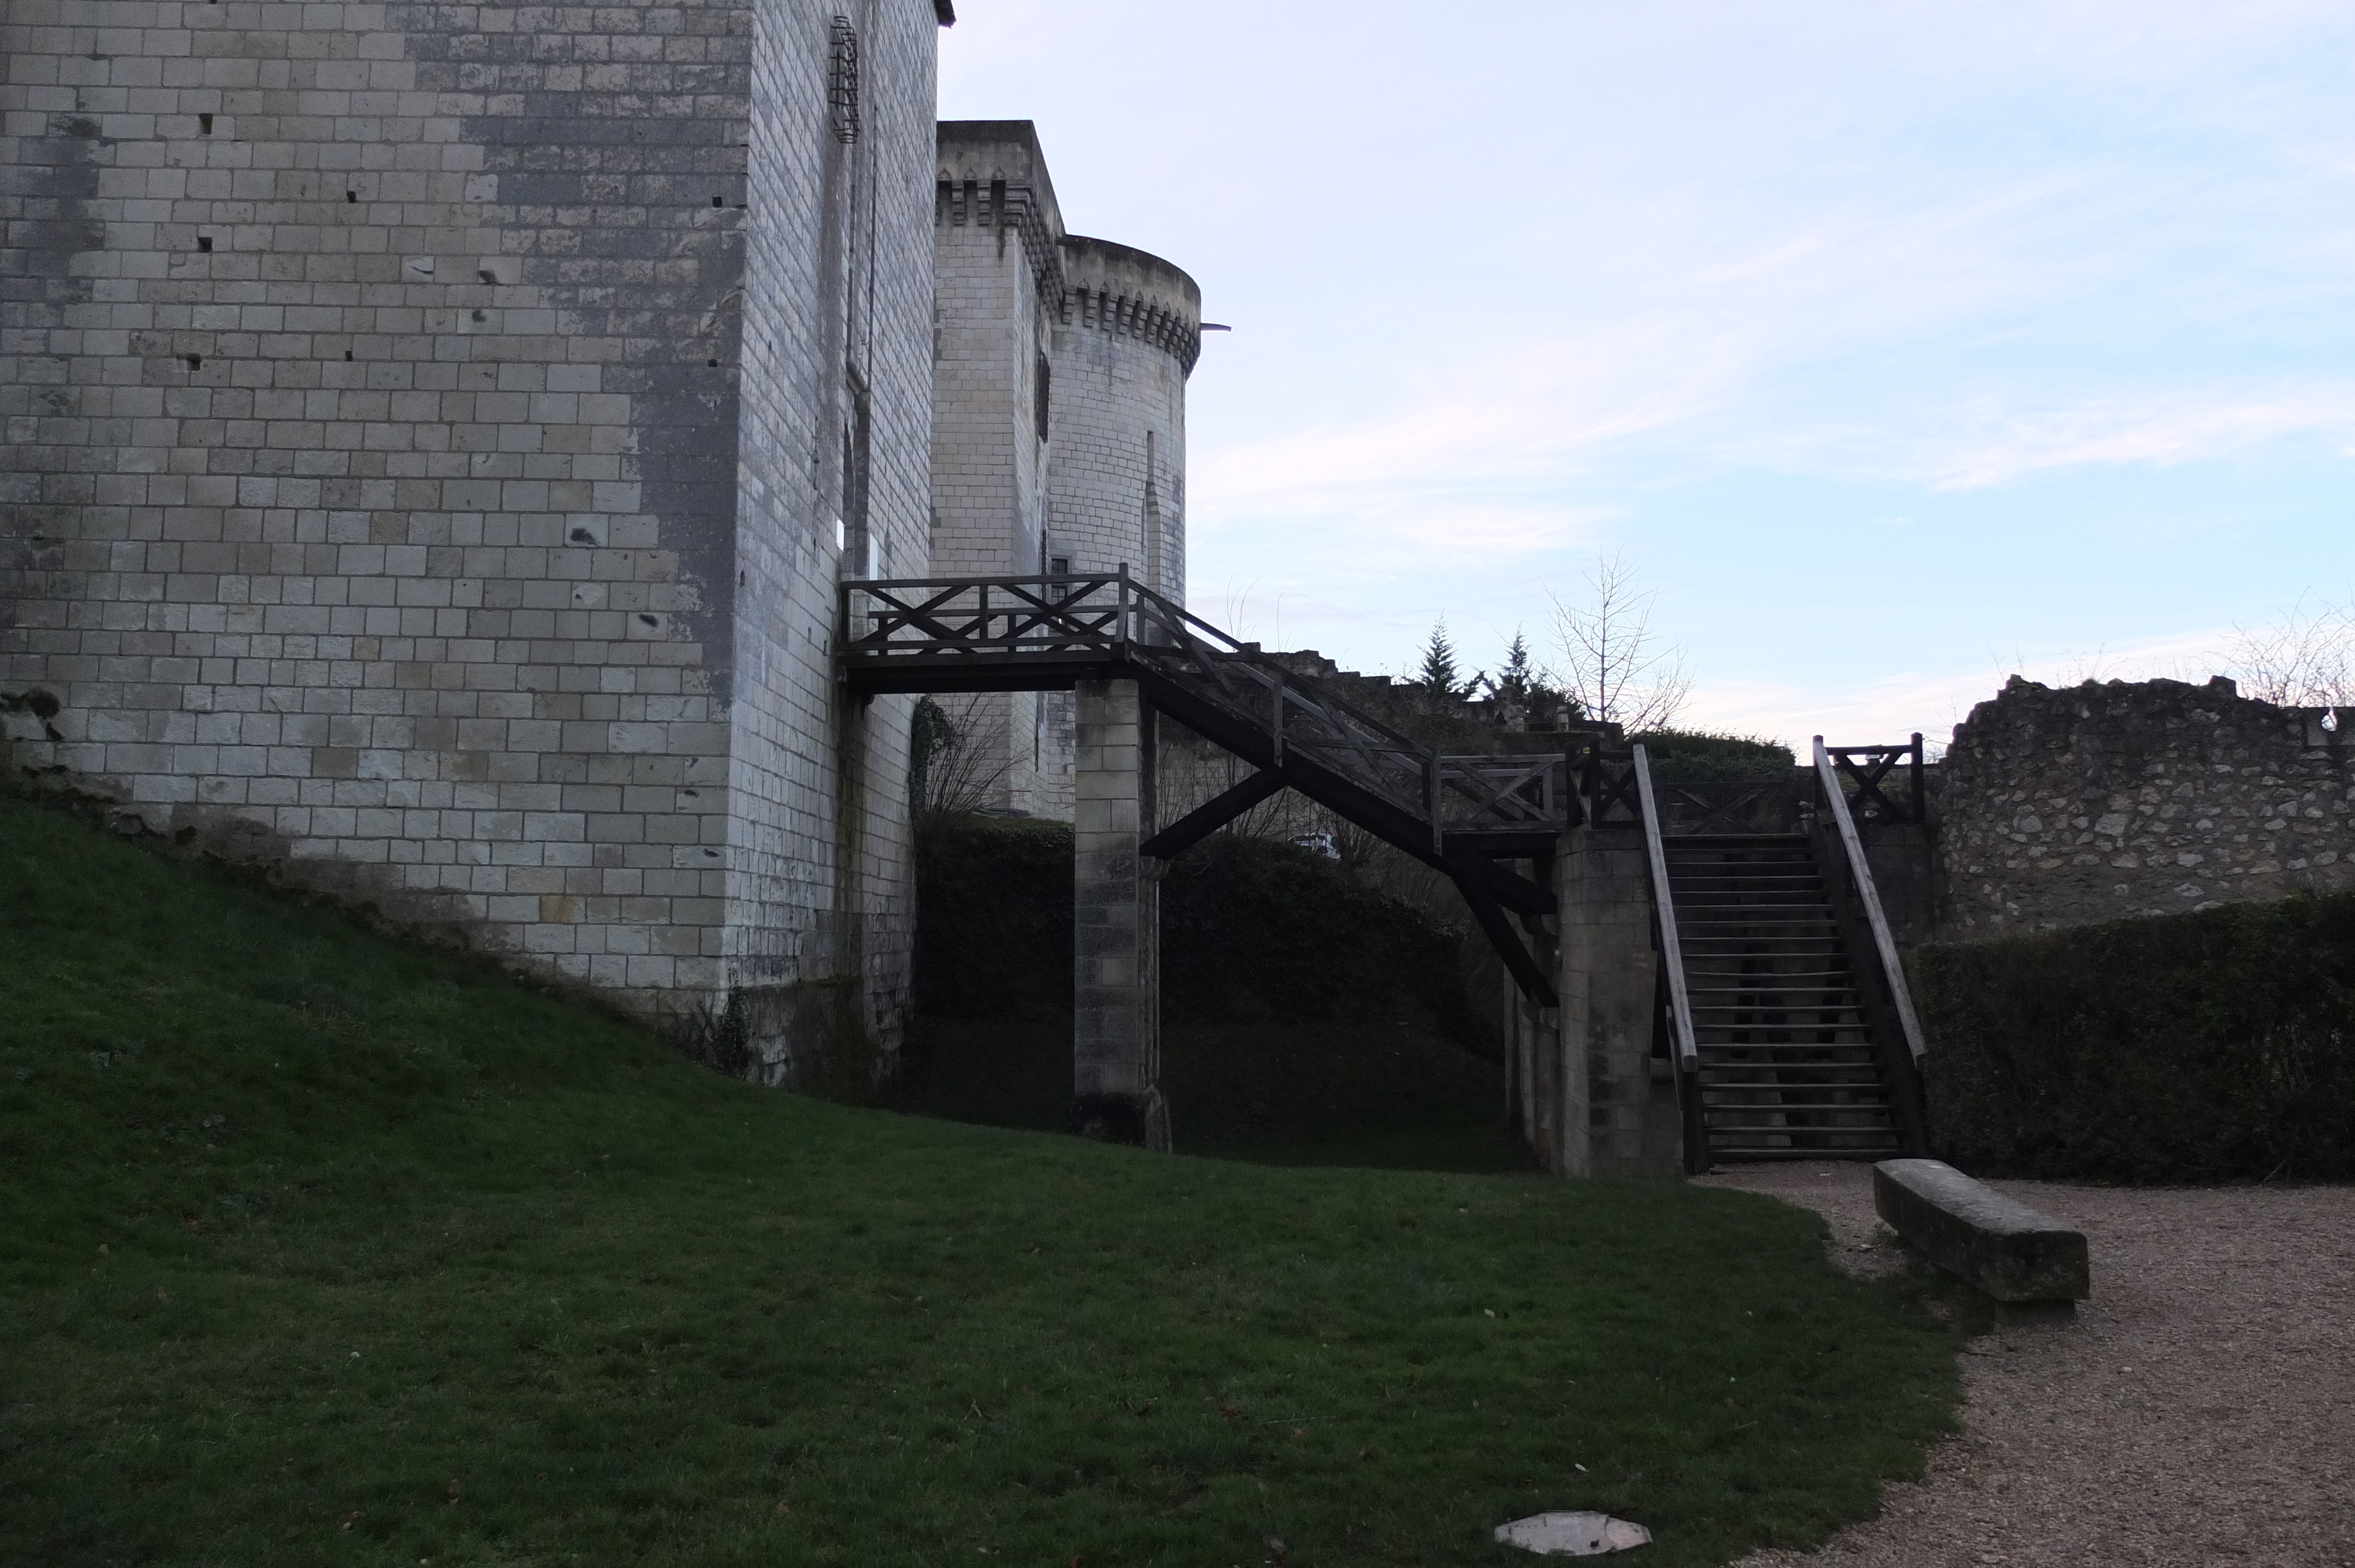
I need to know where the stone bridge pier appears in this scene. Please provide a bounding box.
[1071,679,1169,1148]
[1506,827,1686,1178]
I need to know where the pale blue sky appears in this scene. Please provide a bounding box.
[940,0,2355,747]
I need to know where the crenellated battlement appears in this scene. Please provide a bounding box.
[1058,236,1203,374]
[935,121,1067,304]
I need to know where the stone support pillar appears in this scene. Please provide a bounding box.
[1512,973,1565,1171]
[1072,679,1168,1148]
[1556,826,1684,1177]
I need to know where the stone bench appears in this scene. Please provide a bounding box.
[1873,1158,2089,1315]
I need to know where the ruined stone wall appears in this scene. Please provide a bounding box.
[1936,676,2355,938]
[1,0,944,1071]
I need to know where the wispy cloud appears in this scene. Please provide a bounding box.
[1920,387,2355,489]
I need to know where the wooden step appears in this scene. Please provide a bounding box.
[1712,1142,1903,1157]
[1703,1079,1885,1092]
[1696,1038,1877,1051]
[1687,969,1856,981]
[1669,871,1823,881]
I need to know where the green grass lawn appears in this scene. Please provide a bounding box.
[0,794,1969,1566]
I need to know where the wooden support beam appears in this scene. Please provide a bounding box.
[1445,848,1557,919]
[1458,877,1558,1009]
[1138,770,1286,861]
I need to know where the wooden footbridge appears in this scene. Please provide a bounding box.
[840,568,1579,1004]
[838,570,1931,1171]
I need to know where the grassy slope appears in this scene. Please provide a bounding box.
[0,796,1967,1567]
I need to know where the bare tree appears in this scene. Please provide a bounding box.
[910,695,1012,826]
[1547,553,1692,733]
[2217,596,2355,707]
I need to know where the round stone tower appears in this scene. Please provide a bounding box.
[1046,236,1202,604]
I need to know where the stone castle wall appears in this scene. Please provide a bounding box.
[730,0,939,1071]
[926,122,1202,825]
[1936,675,2355,938]
[1047,234,1195,606]
[927,122,1060,817]
[1,0,946,1074]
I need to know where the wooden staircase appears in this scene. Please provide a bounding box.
[1664,833,1905,1164]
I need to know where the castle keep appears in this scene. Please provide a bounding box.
[1,1,1202,1082]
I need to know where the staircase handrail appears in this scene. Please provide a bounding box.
[1813,737,1928,1064]
[1632,744,1700,1076]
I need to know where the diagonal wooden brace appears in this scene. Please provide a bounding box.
[1456,876,1558,1008]
[1137,770,1287,861]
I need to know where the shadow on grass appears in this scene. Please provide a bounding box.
[908,1017,1541,1174]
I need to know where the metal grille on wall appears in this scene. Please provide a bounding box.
[828,18,861,144]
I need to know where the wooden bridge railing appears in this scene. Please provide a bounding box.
[841,570,1579,838]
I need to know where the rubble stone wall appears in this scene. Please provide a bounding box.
[1936,675,2355,938]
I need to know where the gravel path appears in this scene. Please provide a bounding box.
[1699,1164,2355,1568]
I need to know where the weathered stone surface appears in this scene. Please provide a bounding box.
[0,1,946,1076]
[1936,676,2355,938]
[1874,1158,2089,1303]
[1072,677,1167,1149]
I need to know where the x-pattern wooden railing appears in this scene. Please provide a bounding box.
[1647,778,1799,836]
[1823,735,1926,824]
[1580,745,1644,828]
[841,570,1576,836]
[1437,754,1563,826]
[843,573,1135,656]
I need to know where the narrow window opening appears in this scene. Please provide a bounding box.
[712,195,724,208]
[1034,351,1051,443]
[198,113,214,135]
[841,375,874,575]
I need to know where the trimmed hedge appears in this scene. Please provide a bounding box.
[1909,893,2355,1182]
[1631,729,1795,781]
[914,816,1477,1036]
